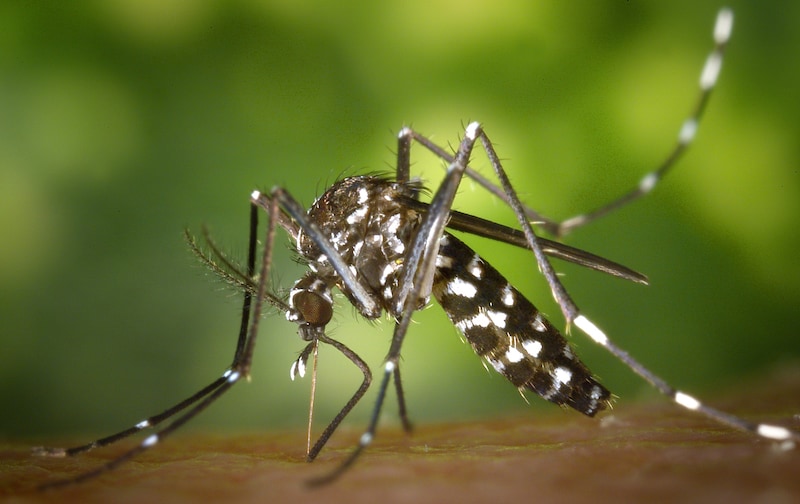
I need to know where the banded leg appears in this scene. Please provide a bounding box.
[572,315,798,447]
[553,8,734,236]
[36,185,377,487]
[414,8,734,238]
[35,201,270,489]
[414,119,799,458]
[467,7,794,447]
[422,123,800,449]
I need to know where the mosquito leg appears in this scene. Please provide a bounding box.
[396,126,413,184]
[396,122,583,325]
[232,202,259,363]
[306,335,372,462]
[33,375,230,460]
[555,8,734,236]
[469,88,797,447]
[38,371,242,490]
[572,314,798,447]
[412,9,734,238]
[392,122,481,315]
[401,125,551,226]
[307,335,402,486]
[235,190,283,377]
[37,191,276,488]
[392,364,413,433]
[459,124,580,327]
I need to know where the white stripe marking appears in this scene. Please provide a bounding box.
[639,172,659,193]
[505,347,524,363]
[468,256,483,279]
[700,52,722,90]
[468,311,492,328]
[290,358,306,380]
[679,118,698,145]
[574,315,608,346]
[346,205,368,224]
[487,358,505,373]
[386,213,402,233]
[532,313,547,332]
[436,254,454,269]
[447,277,478,298]
[714,8,734,44]
[522,339,542,358]
[501,285,514,306]
[757,424,793,441]
[380,262,398,284]
[675,391,701,410]
[487,309,507,329]
[465,121,481,140]
[357,187,369,204]
[553,367,573,386]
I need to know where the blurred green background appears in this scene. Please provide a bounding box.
[1,1,798,441]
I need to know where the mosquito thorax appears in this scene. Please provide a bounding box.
[297,176,425,318]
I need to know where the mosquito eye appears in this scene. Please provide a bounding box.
[293,290,333,327]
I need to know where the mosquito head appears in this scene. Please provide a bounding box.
[286,273,334,341]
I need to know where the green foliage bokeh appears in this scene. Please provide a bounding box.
[1,1,798,439]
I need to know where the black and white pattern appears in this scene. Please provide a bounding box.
[432,232,609,416]
[34,8,798,490]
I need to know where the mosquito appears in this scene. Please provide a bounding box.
[35,7,797,489]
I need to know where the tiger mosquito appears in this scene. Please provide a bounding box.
[35,7,798,489]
